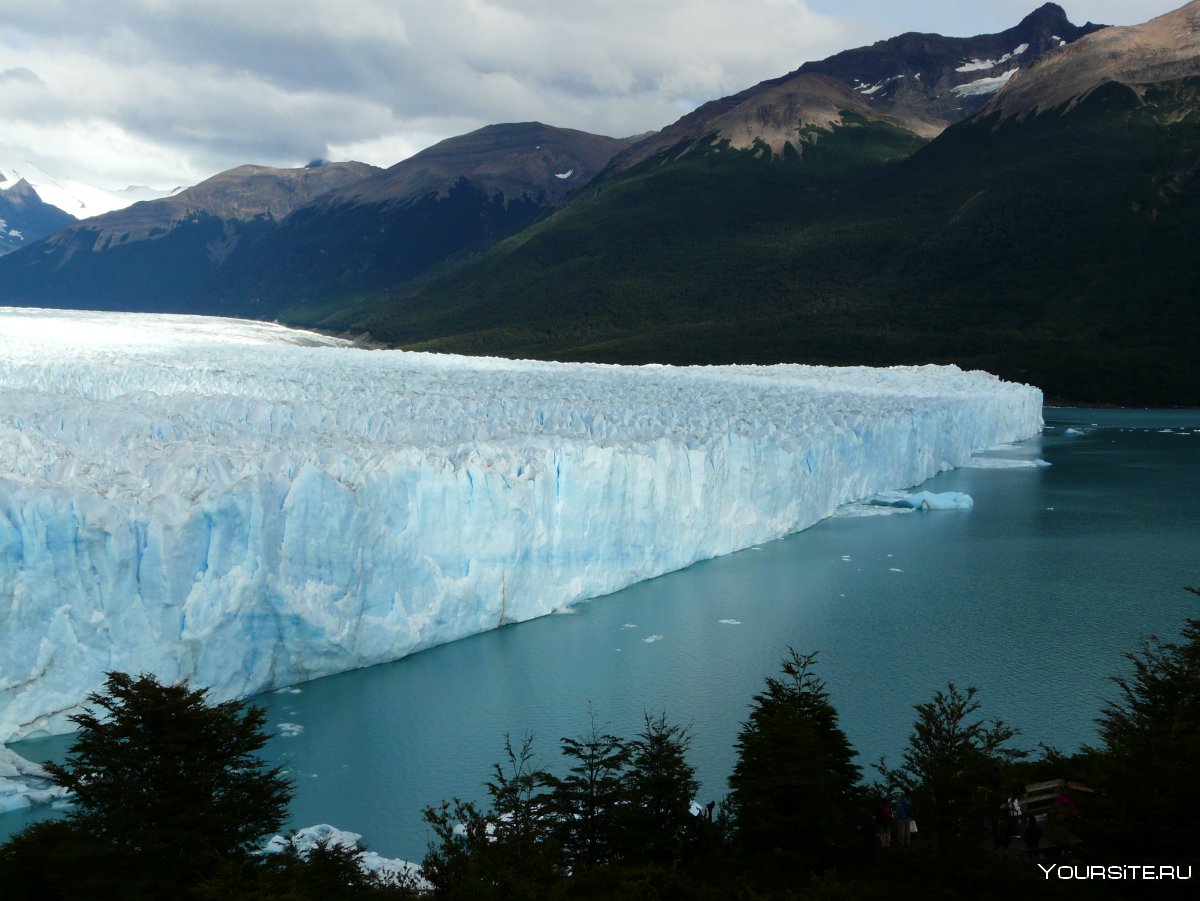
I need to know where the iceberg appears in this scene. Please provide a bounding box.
[872,490,975,510]
[0,307,1042,745]
[264,824,429,889]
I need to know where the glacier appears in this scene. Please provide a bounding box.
[0,306,1042,748]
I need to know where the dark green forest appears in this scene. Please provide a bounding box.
[312,81,1200,406]
[3,595,1198,900]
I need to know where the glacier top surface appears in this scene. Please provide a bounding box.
[0,306,1043,751]
[0,307,1037,506]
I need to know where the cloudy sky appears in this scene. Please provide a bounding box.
[0,1,1185,191]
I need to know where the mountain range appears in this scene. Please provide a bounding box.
[0,177,75,256]
[1,2,1197,405]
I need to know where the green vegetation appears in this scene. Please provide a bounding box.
[3,602,1199,898]
[309,82,1200,406]
[0,673,415,900]
[727,649,860,871]
[875,683,1025,854]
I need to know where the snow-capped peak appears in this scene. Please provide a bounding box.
[0,160,181,219]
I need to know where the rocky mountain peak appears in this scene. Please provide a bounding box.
[987,0,1200,120]
[607,5,1106,172]
[328,122,631,211]
[42,161,380,252]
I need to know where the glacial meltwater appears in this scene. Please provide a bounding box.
[3,408,1197,862]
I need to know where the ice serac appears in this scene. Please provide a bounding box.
[0,308,1043,743]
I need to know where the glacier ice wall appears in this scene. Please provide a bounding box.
[0,307,1042,743]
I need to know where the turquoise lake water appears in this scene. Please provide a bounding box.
[4,407,1197,861]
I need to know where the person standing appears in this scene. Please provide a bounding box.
[894,792,914,846]
[1024,813,1042,859]
[1008,789,1023,840]
[876,799,894,849]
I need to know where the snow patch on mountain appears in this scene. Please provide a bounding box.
[956,44,1030,73]
[0,161,180,219]
[952,69,1020,97]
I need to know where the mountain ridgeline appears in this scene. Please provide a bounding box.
[1,3,1197,404]
[0,178,75,256]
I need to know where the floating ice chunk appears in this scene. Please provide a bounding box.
[277,722,305,736]
[642,635,664,643]
[889,567,904,572]
[0,747,70,812]
[275,687,303,695]
[965,457,1035,469]
[964,455,1052,469]
[265,824,430,890]
[1063,428,1085,436]
[872,491,973,511]
[718,619,741,625]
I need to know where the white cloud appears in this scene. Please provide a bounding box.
[0,1,1181,191]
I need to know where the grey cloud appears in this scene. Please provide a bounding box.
[0,0,1182,189]
[0,67,44,86]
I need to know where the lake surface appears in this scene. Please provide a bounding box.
[4,407,1197,860]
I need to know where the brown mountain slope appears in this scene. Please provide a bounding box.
[46,162,380,253]
[326,122,630,210]
[990,0,1200,118]
[606,3,1102,172]
[605,74,919,174]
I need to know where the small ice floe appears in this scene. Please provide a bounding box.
[841,555,852,561]
[0,748,71,813]
[277,722,305,737]
[871,491,973,511]
[275,686,302,695]
[1063,428,1085,436]
[622,623,638,630]
[718,619,742,625]
[889,567,904,573]
[551,605,578,615]
[1035,459,1052,467]
[964,456,1048,470]
[642,634,664,643]
[265,824,430,890]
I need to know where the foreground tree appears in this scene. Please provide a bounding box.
[547,710,629,870]
[620,711,700,866]
[877,683,1024,852]
[1,671,292,898]
[727,649,861,869]
[422,733,558,900]
[1083,610,1200,860]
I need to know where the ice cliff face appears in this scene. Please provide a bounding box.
[0,308,1042,743]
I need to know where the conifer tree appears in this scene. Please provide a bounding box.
[423,733,557,900]
[8,671,291,895]
[876,683,1023,852]
[728,650,860,868]
[547,709,629,869]
[620,710,699,866]
[1085,613,1200,859]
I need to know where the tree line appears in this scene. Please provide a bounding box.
[2,597,1198,899]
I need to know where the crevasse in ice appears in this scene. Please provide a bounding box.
[0,307,1042,744]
